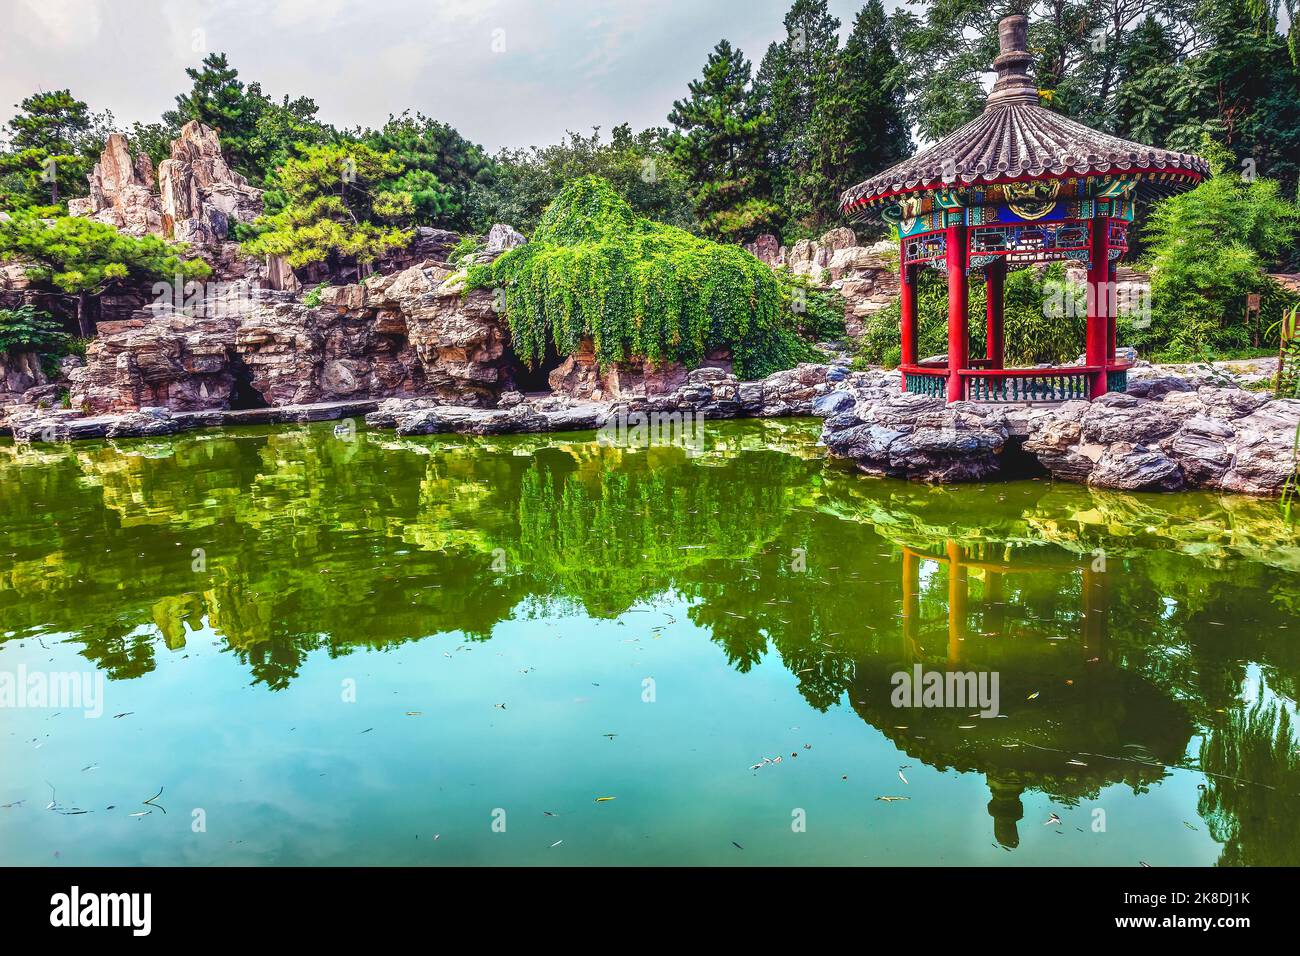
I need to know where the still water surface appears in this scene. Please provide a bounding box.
[1,419,1298,865]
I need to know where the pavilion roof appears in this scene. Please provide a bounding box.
[840,15,1209,222]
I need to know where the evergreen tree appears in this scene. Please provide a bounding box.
[0,89,110,209]
[802,0,912,234]
[667,40,780,242]
[753,0,842,234]
[239,143,414,276]
[164,53,263,172]
[0,209,210,337]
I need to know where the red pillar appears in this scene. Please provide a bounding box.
[945,222,968,402]
[1107,260,1118,363]
[1086,217,1111,398]
[899,252,917,392]
[985,259,1005,369]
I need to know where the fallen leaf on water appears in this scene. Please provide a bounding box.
[550,840,563,848]
[594,796,616,803]
[732,841,744,849]
[1027,691,1040,700]
[1045,812,1061,826]
[898,770,909,785]
[876,796,910,802]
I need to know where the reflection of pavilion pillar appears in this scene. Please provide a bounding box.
[987,777,1025,849]
[985,569,1006,635]
[985,259,1006,369]
[1082,565,1110,654]
[945,222,968,402]
[900,257,917,389]
[946,540,967,667]
[902,548,920,656]
[1086,217,1112,398]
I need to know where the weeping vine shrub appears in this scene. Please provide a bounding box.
[465,176,837,379]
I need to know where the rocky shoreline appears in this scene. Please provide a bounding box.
[4,356,1296,497]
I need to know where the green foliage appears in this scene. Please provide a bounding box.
[239,143,414,270]
[0,305,67,356]
[465,176,820,378]
[1135,140,1300,360]
[471,126,695,236]
[361,111,492,230]
[163,52,333,184]
[0,208,209,297]
[0,88,111,210]
[857,262,1083,368]
[0,208,209,334]
[667,40,781,242]
[303,282,329,308]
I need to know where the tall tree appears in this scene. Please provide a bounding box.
[164,53,332,185]
[361,112,492,230]
[802,0,912,234]
[667,40,780,242]
[753,0,843,234]
[0,89,110,209]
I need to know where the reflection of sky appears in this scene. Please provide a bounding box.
[0,588,1226,866]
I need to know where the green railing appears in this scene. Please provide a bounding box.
[962,370,1092,402]
[1106,368,1129,393]
[903,370,947,397]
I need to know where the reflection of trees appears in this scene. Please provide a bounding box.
[1199,692,1300,866]
[4,419,1300,858]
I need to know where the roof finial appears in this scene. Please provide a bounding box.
[986,14,1039,109]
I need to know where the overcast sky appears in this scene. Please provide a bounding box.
[1,0,894,153]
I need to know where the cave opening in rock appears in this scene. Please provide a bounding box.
[509,340,565,396]
[228,353,271,410]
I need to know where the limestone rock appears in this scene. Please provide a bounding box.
[71,133,163,236]
[158,121,263,247]
[484,224,526,254]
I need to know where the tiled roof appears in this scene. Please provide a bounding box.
[841,16,1208,220]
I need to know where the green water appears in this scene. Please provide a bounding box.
[1,418,1298,866]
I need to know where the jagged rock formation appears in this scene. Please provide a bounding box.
[60,257,514,414]
[70,122,262,251]
[0,350,49,405]
[746,227,899,337]
[67,133,163,236]
[158,121,263,247]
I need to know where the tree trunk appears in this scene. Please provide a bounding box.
[76,291,93,339]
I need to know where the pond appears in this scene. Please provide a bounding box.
[1,418,1298,866]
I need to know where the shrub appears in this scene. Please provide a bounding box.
[0,305,68,356]
[1136,138,1300,360]
[466,176,822,379]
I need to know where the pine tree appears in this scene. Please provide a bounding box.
[164,53,267,177]
[667,40,780,242]
[803,0,912,234]
[753,0,842,234]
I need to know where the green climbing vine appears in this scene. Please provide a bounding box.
[466,176,839,379]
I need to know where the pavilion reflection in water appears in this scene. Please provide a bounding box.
[860,540,1194,848]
